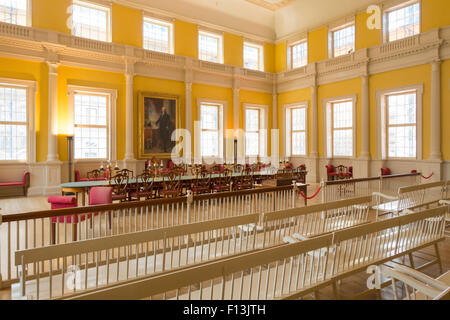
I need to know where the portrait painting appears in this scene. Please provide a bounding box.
[138,92,180,159]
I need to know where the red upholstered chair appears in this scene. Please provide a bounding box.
[167,160,174,170]
[89,187,113,229]
[48,196,78,244]
[191,171,211,195]
[347,166,353,179]
[74,170,89,182]
[381,168,391,176]
[326,165,337,181]
[212,169,233,193]
[130,172,154,200]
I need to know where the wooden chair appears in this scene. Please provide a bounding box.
[109,173,129,202]
[191,171,212,195]
[86,169,106,181]
[294,165,307,184]
[212,168,233,193]
[116,169,134,179]
[335,165,348,180]
[160,171,181,198]
[130,171,155,201]
[326,164,337,181]
[233,167,254,191]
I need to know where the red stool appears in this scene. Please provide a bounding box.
[48,196,78,244]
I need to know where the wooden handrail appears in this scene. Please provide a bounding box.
[324,172,420,186]
[2,185,293,223]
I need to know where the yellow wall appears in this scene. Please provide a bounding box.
[56,66,126,161]
[308,27,328,63]
[32,0,70,34]
[440,60,450,160]
[112,4,142,48]
[355,11,382,50]
[174,20,198,58]
[422,0,450,32]
[369,65,432,159]
[275,41,287,73]
[264,43,275,73]
[224,33,243,67]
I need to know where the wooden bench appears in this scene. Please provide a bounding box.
[0,171,30,197]
[58,206,447,300]
[373,180,448,219]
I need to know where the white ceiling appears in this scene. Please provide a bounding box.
[120,0,381,41]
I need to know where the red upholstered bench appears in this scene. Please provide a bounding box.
[0,171,30,197]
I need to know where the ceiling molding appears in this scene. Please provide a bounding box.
[244,0,296,11]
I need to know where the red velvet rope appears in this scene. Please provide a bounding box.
[298,186,322,200]
[421,172,434,179]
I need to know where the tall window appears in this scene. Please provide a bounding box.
[291,107,307,156]
[244,42,264,71]
[198,31,223,63]
[74,93,109,160]
[200,104,220,157]
[291,41,308,69]
[0,86,27,160]
[72,0,111,42]
[245,108,260,156]
[330,24,355,58]
[143,17,173,54]
[386,2,420,42]
[331,100,353,157]
[0,0,29,26]
[386,92,417,158]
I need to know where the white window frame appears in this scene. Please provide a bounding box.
[0,77,36,164]
[243,41,264,72]
[328,22,355,58]
[198,29,224,64]
[282,102,309,158]
[376,84,423,161]
[243,103,268,159]
[323,95,357,159]
[68,85,117,162]
[288,39,308,70]
[71,0,112,43]
[143,16,174,54]
[0,0,32,26]
[196,99,227,163]
[383,0,421,43]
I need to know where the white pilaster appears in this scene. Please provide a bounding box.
[47,61,59,162]
[124,61,135,161]
[359,74,371,178]
[233,87,240,133]
[309,84,320,182]
[430,60,442,161]
[272,83,278,130]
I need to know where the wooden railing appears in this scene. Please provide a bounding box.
[0,185,295,289]
[59,207,446,300]
[321,173,421,204]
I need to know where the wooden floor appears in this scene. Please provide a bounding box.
[0,188,448,300]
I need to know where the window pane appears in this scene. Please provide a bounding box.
[388,3,420,42]
[388,126,416,158]
[245,132,259,156]
[333,101,352,128]
[292,131,306,155]
[388,93,416,125]
[200,105,218,130]
[143,20,170,53]
[0,87,27,122]
[292,42,307,68]
[0,0,27,26]
[201,131,218,157]
[0,124,26,160]
[333,129,353,157]
[333,25,355,57]
[292,108,305,131]
[199,34,219,63]
[245,109,259,132]
[244,45,260,71]
[72,3,108,42]
[74,94,107,126]
[74,127,107,159]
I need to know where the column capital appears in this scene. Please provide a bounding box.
[185,82,192,91]
[431,59,441,71]
[124,59,136,76]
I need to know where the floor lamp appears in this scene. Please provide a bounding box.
[67,135,74,182]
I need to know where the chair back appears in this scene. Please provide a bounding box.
[109,173,129,197]
[136,171,154,195]
[335,165,348,179]
[87,169,104,180]
[161,171,181,196]
[192,171,212,194]
[116,169,134,179]
[89,187,113,206]
[326,164,335,174]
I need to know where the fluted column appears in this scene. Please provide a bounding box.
[310,85,318,158]
[233,87,240,133]
[361,75,370,159]
[124,63,135,161]
[272,84,278,130]
[47,62,59,162]
[430,60,442,160]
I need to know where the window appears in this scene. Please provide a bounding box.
[330,24,355,58]
[285,105,307,157]
[0,86,27,160]
[200,104,220,157]
[73,93,109,160]
[245,108,260,156]
[143,17,173,54]
[244,42,264,71]
[291,41,308,69]
[385,2,420,42]
[386,92,417,158]
[198,31,223,63]
[332,101,353,157]
[0,0,30,26]
[72,0,111,42]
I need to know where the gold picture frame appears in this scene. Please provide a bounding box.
[138,91,180,159]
